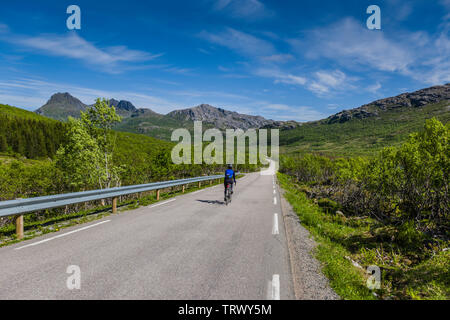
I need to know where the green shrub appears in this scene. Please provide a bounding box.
[317,198,341,214]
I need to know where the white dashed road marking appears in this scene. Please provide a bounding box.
[272,214,279,235]
[271,274,280,300]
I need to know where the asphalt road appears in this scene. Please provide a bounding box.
[0,170,295,299]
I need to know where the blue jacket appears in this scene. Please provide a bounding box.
[225,169,236,183]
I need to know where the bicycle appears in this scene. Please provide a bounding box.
[225,183,232,205]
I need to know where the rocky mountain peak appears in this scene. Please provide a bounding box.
[327,83,450,124]
[46,92,84,106]
[167,104,299,130]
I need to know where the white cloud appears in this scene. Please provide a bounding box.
[254,68,359,97]
[366,82,382,94]
[254,68,307,86]
[199,28,275,57]
[264,104,293,111]
[260,54,294,63]
[211,0,274,19]
[263,105,326,122]
[307,70,357,96]
[295,18,414,73]
[292,17,450,85]
[2,30,162,74]
[327,104,339,110]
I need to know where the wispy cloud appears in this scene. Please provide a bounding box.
[262,104,326,122]
[366,82,382,94]
[260,54,294,63]
[1,27,163,74]
[294,18,414,73]
[210,0,274,19]
[199,28,275,57]
[254,68,307,86]
[291,17,450,85]
[307,70,357,96]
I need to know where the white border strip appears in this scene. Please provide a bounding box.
[149,199,176,208]
[15,220,111,250]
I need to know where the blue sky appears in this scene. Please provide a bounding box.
[0,0,449,121]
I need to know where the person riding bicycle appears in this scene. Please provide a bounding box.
[224,164,236,201]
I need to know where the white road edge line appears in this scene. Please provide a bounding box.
[273,189,276,194]
[149,199,176,208]
[272,214,279,235]
[273,197,277,205]
[191,189,205,195]
[272,274,280,300]
[15,220,111,250]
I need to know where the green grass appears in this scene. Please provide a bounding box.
[0,104,57,121]
[277,172,450,300]
[280,101,450,156]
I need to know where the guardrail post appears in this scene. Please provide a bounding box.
[198,181,201,188]
[16,215,24,240]
[210,180,212,185]
[182,185,185,193]
[112,197,117,214]
[156,189,160,201]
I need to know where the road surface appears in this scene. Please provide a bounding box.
[0,171,296,299]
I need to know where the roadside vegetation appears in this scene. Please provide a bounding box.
[279,118,449,299]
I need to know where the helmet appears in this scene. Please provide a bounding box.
[227,164,233,169]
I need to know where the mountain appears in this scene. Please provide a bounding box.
[35,94,300,140]
[167,104,295,130]
[33,83,449,152]
[280,83,450,156]
[326,83,450,124]
[35,93,151,121]
[36,93,88,121]
[108,99,139,118]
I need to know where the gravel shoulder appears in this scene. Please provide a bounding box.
[278,180,339,300]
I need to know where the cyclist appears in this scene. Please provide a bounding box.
[224,164,236,201]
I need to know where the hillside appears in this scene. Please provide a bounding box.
[16,83,450,156]
[281,84,450,156]
[0,103,173,161]
[0,104,67,159]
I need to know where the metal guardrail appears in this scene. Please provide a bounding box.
[0,174,225,239]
